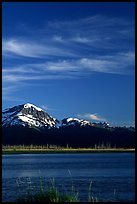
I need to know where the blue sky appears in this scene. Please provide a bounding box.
[2,2,135,126]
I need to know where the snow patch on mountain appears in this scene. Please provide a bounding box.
[62,117,92,127]
[3,103,107,129]
[2,103,58,128]
[24,103,43,111]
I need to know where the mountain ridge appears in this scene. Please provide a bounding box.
[3,103,109,129]
[2,103,135,148]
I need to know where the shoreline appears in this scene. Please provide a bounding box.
[2,148,135,154]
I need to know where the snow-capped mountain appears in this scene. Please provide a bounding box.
[61,117,93,127]
[2,103,108,129]
[2,103,59,128]
[2,104,134,148]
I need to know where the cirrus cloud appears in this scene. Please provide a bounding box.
[2,15,134,103]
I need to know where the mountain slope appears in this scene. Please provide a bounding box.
[2,103,59,128]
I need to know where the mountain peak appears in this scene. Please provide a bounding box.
[23,103,43,112]
[3,103,108,129]
[62,117,92,127]
[2,103,57,128]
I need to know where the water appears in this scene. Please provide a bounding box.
[2,153,135,202]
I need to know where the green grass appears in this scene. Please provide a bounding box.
[2,145,135,154]
[15,177,80,202]
[16,187,79,202]
[14,176,117,202]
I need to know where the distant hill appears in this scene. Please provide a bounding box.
[2,103,135,148]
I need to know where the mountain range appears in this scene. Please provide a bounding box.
[2,103,135,148]
[2,103,110,128]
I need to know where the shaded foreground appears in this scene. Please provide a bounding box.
[16,187,99,202]
[16,187,80,202]
[15,178,102,202]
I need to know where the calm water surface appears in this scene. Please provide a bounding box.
[2,153,135,202]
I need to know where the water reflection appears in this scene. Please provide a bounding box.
[2,153,135,202]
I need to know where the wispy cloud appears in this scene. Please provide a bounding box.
[71,36,91,43]
[41,105,50,111]
[47,15,134,49]
[2,85,24,102]
[2,74,78,83]
[77,113,107,122]
[2,50,135,83]
[2,50,134,102]
[2,15,134,101]
[2,38,77,58]
[2,15,134,59]
[52,35,64,43]
[40,105,56,111]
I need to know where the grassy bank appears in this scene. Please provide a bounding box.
[15,177,101,202]
[2,146,135,154]
[16,187,80,202]
[16,188,100,202]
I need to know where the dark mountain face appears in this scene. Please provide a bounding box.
[2,103,135,148]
